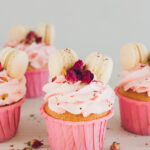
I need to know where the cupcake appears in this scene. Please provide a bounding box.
[4,24,55,98]
[115,43,150,135]
[41,49,115,150]
[0,47,28,142]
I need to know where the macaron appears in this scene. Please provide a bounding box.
[48,48,78,76]
[85,52,113,84]
[0,47,28,79]
[35,23,55,45]
[120,43,148,70]
[8,25,30,41]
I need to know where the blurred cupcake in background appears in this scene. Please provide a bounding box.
[115,43,150,135]
[0,47,28,142]
[4,23,55,98]
[41,49,115,150]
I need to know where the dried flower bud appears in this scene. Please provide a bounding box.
[65,69,78,83]
[73,60,84,71]
[81,70,94,84]
[110,142,120,150]
[27,139,43,148]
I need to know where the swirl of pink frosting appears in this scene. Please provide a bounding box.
[0,70,26,106]
[120,64,150,96]
[4,41,55,69]
[43,76,115,117]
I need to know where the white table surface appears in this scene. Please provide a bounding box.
[0,93,150,150]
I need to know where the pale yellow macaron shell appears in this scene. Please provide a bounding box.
[48,49,78,76]
[35,23,55,45]
[120,43,148,70]
[35,23,46,42]
[6,50,28,79]
[8,25,29,41]
[0,47,15,67]
[85,52,113,84]
[0,48,28,79]
[136,43,148,63]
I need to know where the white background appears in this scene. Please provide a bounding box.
[0,0,150,149]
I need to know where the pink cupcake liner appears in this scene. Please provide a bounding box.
[40,103,113,150]
[115,86,150,135]
[25,68,49,98]
[0,97,25,142]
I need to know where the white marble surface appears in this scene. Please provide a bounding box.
[0,95,150,150]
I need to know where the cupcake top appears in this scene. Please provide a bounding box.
[0,47,28,106]
[4,24,55,69]
[43,49,115,117]
[119,43,150,96]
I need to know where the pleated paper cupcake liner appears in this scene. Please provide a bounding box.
[0,97,25,142]
[25,68,49,98]
[41,103,113,150]
[115,86,150,135]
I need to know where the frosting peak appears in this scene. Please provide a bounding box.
[0,70,26,106]
[120,64,150,96]
[43,76,115,117]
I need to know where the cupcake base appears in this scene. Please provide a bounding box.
[0,97,25,142]
[25,68,49,98]
[118,87,150,102]
[115,86,150,135]
[41,103,113,150]
[45,103,110,121]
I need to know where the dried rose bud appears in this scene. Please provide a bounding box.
[36,37,42,43]
[27,139,43,149]
[73,60,84,71]
[23,147,32,150]
[81,70,94,83]
[110,142,120,150]
[26,31,36,44]
[65,69,78,83]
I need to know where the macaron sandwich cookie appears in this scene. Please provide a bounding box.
[41,48,115,150]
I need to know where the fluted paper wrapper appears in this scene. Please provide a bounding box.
[115,86,150,135]
[0,97,25,142]
[41,103,113,150]
[25,68,49,98]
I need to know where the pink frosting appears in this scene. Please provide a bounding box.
[43,76,115,117]
[4,41,55,69]
[120,64,150,96]
[0,70,26,106]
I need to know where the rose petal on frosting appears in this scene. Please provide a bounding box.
[82,70,94,83]
[73,59,84,71]
[65,69,78,83]
[26,31,36,44]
